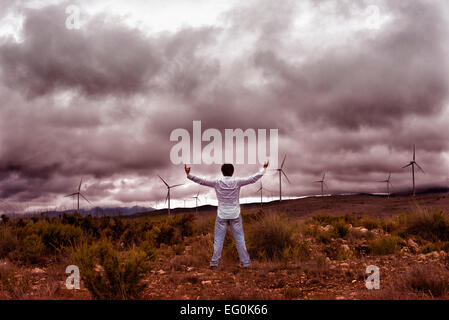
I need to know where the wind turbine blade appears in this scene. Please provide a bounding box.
[387,173,391,181]
[78,178,83,191]
[413,145,416,161]
[281,170,291,184]
[256,187,262,193]
[158,175,169,187]
[280,154,286,169]
[79,193,92,204]
[64,192,78,197]
[402,163,412,168]
[170,183,184,188]
[415,162,425,173]
[322,173,326,181]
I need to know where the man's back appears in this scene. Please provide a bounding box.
[187,168,266,219]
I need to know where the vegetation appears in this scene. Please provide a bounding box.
[1,207,449,299]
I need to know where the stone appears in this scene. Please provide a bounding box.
[31,268,45,274]
[407,239,419,253]
[94,265,104,273]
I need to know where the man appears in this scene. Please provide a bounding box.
[184,161,269,268]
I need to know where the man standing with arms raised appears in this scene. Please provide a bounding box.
[184,161,269,268]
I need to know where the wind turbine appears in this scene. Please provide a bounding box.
[255,182,265,204]
[314,172,327,197]
[158,175,183,215]
[64,178,91,212]
[192,192,201,214]
[401,145,424,196]
[378,173,393,198]
[274,154,290,202]
[255,182,274,205]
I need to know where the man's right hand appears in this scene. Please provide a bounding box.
[184,164,191,175]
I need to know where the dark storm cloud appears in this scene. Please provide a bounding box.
[248,1,448,130]
[0,0,448,210]
[0,5,162,97]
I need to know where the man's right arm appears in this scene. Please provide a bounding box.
[187,174,216,187]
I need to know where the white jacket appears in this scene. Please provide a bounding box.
[187,168,266,219]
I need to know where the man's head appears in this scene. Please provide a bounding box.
[221,163,234,176]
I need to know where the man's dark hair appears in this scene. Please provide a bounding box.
[221,163,234,176]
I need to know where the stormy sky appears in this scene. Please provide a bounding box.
[0,0,449,213]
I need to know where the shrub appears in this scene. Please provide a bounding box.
[141,241,157,261]
[331,220,350,238]
[169,214,195,237]
[312,213,355,226]
[247,214,294,261]
[152,223,177,246]
[315,231,332,244]
[402,264,449,297]
[40,224,83,252]
[241,210,265,224]
[193,215,215,235]
[404,211,449,242]
[282,286,303,299]
[360,217,380,230]
[0,228,18,259]
[292,240,311,262]
[420,241,449,254]
[17,234,46,264]
[369,235,401,255]
[73,241,149,299]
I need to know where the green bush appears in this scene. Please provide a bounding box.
[331,220,350,238]
[141,241,157,261]
[420,241,449,254]
[360,217,380,230]
[369,236,401,255]
[404,211,449,242]
[169,214,195,237]
[247,214,294,261]
[17,234,46,264]
[315,230,332,244]
[292,240,311,261]
[40,223,82,251]
[0,228,18,259]
[403,264,449,297]
[73,241,149,299]
[312,213,355,226]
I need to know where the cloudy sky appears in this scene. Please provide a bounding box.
[0,0,449,213]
